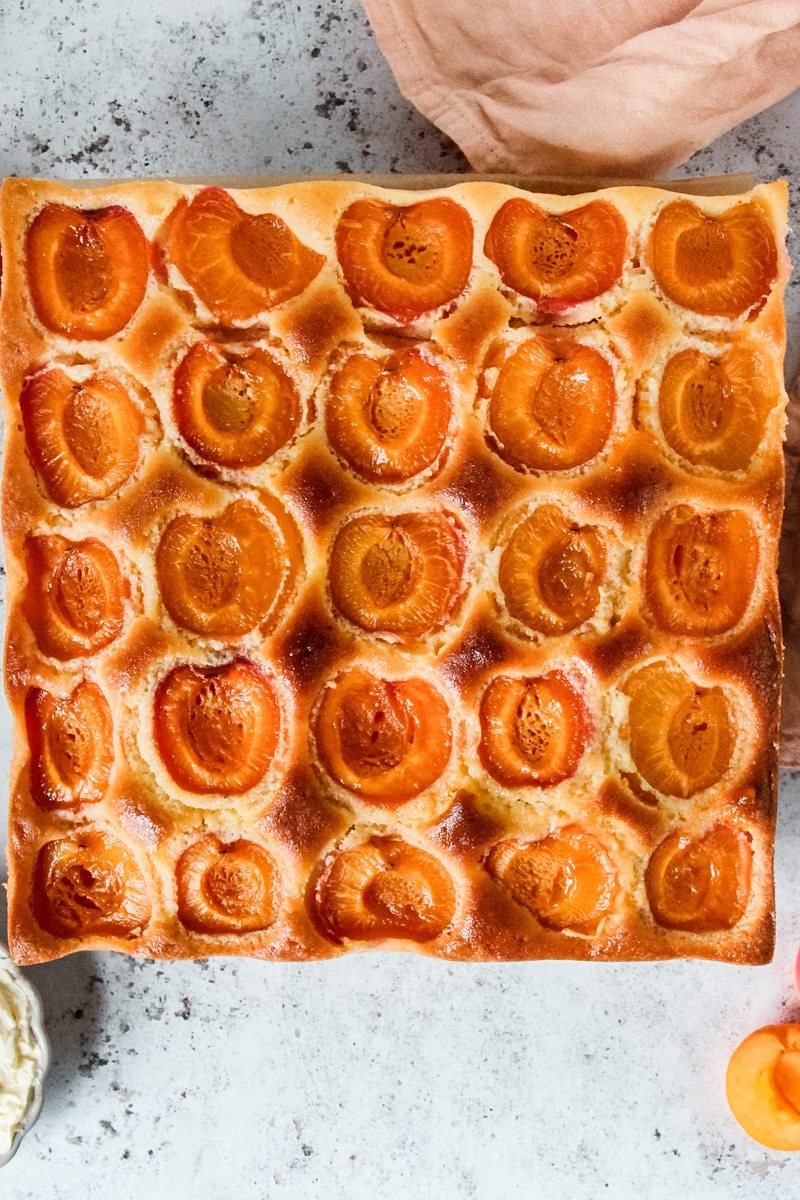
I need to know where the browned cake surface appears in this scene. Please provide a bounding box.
[0,176,788,964]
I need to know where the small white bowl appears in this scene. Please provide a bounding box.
[0,946,50,1168]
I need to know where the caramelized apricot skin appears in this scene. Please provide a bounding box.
[479,673,589,788]
[155,659,280,794]
[645,506,757,636]
[727,1025,800,1151]
[21,367,144,506]
[33,831,150,938]
[487,336,615,471]
[335,197,473,322]
[314,836,456,943]
[499,505,605,636]
[484,199,627,311]
[26,203,148,338]
[26,682,113,810]
[314,669,451,804]
[487,825,618,935]
[648,200,777,318]
[325,347,451,482]
[24,535,127,660]
[176,835,280,933]
[169,187,323,322]
[173,342,301,468]
[646,825,752,933]
[328,510,465,640]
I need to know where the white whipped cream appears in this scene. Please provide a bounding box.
[0,962,40,1158]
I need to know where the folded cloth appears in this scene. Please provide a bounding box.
[363,0,800,177]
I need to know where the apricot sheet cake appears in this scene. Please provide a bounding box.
[0,176,788,964]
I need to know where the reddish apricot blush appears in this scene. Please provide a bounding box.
[499,505,605,636]
[26,681,113,810]
[335,197,473,322]
[479,673,589,788]
[173,342,300,468]
[169,187,323,322]
[21,367,144,507]
[487,825,617,935]
[329,510,465,640]
[325,347,451,482]
[176,835,280,934]
[24,535,127,660]
[314,669,451,804]
[645,825,752,932]
[315,836,456,943]
[155,660,279,794]
[727,1025,800,1151]
[33,831,150,938]
[648,200,777,318]
[645,506,757,636]
[487,336,615,471]
[26,203,148,338]
[484,198,627,311]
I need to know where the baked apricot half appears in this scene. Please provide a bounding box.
[26,681,113,810]
[479,672,589,788]
[325,347,451,483]
[335,197,473,322]
[314,836,456,943]
[155,659,279,794]
[623,662,736,797]
[33,831,150,938]
[173,342,301,468]
[156,498,299,638]
[487,336,615,471]
[26,203,148,338]
[644,505,757,636]
[727,1025,800,1151]
[487,825,618,935]
[24,535,127,660]
[169,187,323,323]
[314,668,451,804]
[646,825,752,932]
[499,505,605,636]
[329,510,465,640]
[484,198,627,312]
[647,200,777,318]
[176,834,280,934]
[21,367,144,507]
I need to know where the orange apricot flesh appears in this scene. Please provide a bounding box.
[33,831,150,938]
[26,681,113,809]
[645,824,752,932]
[479,672,589,788]
[727,1025,800,1151]
[176,834,280,934]
[24,534,127,661]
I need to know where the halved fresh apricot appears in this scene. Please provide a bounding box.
[26,203,148,338]
[26,681,113,809]
[33,831,150,938]
[176,834,280,933]
[325,346,451,482]
[487,336,615,471]
[24,535,127,660]
[328,510,465,639]
[173,341,301,468]
[644,505,757,636]
[154,659,279,794]
[648,200,777,318]
[658,345,776,470]
[314,668,451,804]
[169,187,323,322]
[21,367,144,507]
[335,197,473,322]
[314,836,456,942]
[623,661,736,797]
[486,824,618,935]
[646,825,752,932]
[499,505,605,636]
[479,672,589,787]
[484,198,627,311]
[156,498,298,638]
[727,1025,800,1151]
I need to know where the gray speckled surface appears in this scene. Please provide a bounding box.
[1,2,800,1196]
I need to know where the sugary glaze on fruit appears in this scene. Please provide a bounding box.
[0,176,787,965]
